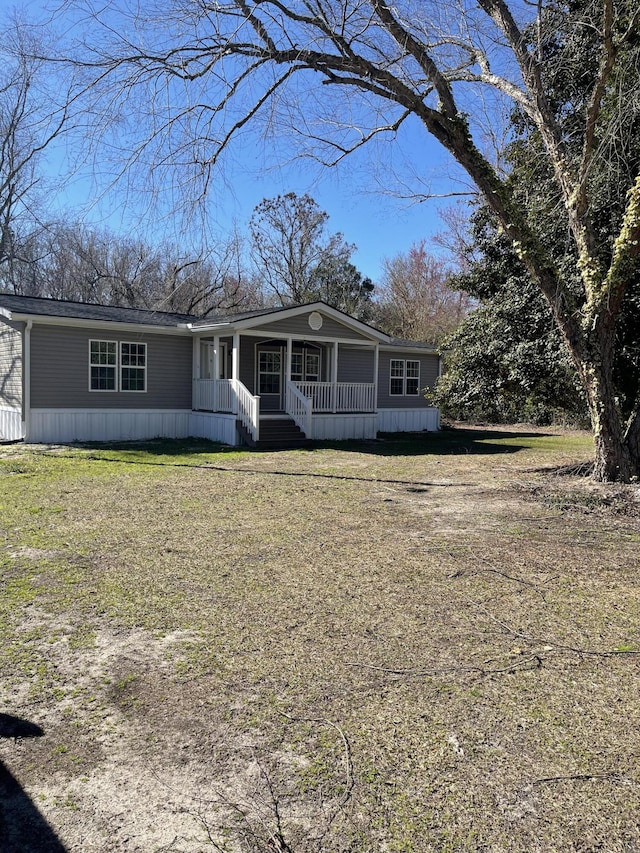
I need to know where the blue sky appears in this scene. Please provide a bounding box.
[43,123,467,285]
[30,1,476,285]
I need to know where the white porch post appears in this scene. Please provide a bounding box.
[373,344,380,412]
[286,337,292,411]
[231,333,239,380]
[213,335,220,378]
[232,332,240,414]
[192,335,201,410]
[23,320,32,440]
[332,341,339,413]
[212,334,220,411]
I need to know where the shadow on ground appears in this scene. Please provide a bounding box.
[317,427,550,457]
[0,714,68,853]
[60,426,553,459]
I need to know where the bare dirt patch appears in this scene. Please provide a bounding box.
[1,428,640,852]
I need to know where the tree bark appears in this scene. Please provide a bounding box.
[572,318,634,481]
[624,408,640,476]
[586,369,633,481]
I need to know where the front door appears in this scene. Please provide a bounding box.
[258,349,283,410]
[200,341,228,379]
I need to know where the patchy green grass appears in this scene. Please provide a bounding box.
[1,426,639,853]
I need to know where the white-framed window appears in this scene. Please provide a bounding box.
[89,340,117,391]
[120,342,147,392]
[89,340,147,392]
[305,352,320,382]
[291,348,321,382]
[390,359,420,396]
[291,352,304,382]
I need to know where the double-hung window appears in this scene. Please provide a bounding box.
[90,341,117,391]
[90,340,147,392]
[120,342,147,391]
[390,359,420,396]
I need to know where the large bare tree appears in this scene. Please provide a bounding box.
[0,26,69,280]
[250,192,348,305]
[7,220,261,314]
[50,0,640,480]
[376,241,473,345]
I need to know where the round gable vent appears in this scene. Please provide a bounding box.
[308,311,323,331]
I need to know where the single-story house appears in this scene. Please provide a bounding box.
[0,294,441,447]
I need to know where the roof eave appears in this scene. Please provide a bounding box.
[6,312,191,334]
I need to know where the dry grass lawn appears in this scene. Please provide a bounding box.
[1,425,639,852]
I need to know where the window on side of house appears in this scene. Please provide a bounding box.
[120,342,147,392]
[390,359,420,396]
[90,340,117,391]
[406,360,420,395]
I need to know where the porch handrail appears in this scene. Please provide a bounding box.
[192,378,235,412]
[286,381,312,438]
[231,378,260,442]
[295,381,375,413]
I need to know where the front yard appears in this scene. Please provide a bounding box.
[1,427,639,852]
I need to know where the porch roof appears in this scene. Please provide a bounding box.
[187,300,392,343]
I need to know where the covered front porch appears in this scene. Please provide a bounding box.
[191,332,379,444]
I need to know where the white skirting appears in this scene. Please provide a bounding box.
[311,413,378,440]
[0,406,24,441]
[376,407,440,433]
[189,412,239,446]
[28,409,192,443]
[24,407,440,445]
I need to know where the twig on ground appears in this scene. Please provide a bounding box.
[529,772,630,787]
[279,713,354,813]
[449,566,554,598]
[480,609,640,657]
[346,655,542,679]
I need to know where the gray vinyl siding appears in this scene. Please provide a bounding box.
[30,325,193,409]
[239,335,255,392]
[257,312,374,341]
[337,345,375,383]
[0,319,23,409]
[377,350,440,409]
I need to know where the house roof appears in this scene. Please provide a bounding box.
[0,293,198,327]
[386,336,438,351]
[189,304,297,325]
[0,293,439,351]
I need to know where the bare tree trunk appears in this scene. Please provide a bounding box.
[574,319,634,481]
[586,370,632,481]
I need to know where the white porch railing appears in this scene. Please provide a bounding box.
[286,382,313,438]
[193,378,259,442]
[231,378,260,443]
[295,382,375,413]
[193,379,235,413]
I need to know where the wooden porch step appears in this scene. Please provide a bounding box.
[237,417,310,450]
